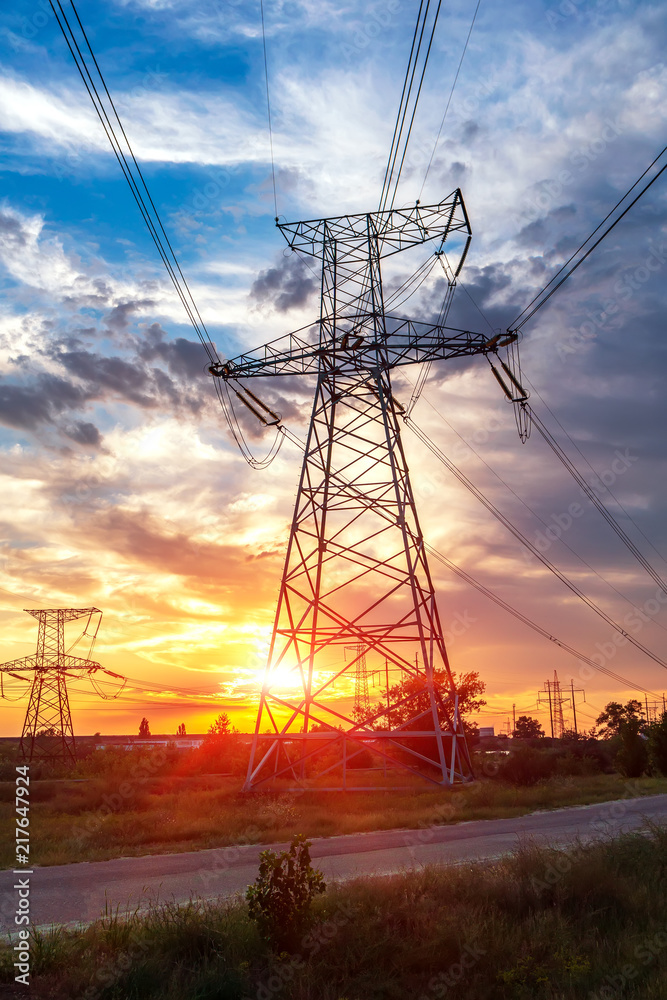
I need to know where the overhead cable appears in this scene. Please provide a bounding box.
[281,424,662,697]
[260,0,278,219]
[425,543,662,700]
[526,403,667,595]
[405,415,667,670]
[419,0,482,199]
[509,142,667,332]
[379,0,443,212]
[49,0,219,365]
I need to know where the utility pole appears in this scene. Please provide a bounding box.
[570,679,585,735]
[512,702,516,735]
[538,678,555,739]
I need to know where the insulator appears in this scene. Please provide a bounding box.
[489,363,514,400]
[499,358,528,399]
[242,386,281,424]
[496,332,518,347]
[454,234,472,277]
[234,390,269,425]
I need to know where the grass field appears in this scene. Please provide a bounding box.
[2,771,666,868]
[2,824,666,999]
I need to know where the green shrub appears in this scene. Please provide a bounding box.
[497,747,557,786]
[246,834,326,952]
[615,719,649,778]
[647,712,667,776]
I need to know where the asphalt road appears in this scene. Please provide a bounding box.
[2,793,666,934]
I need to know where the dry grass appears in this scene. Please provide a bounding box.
[1,771,666,868]
[2,824,667,999]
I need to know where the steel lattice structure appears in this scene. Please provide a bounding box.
[0,609,104,762]
[211,190,496,790]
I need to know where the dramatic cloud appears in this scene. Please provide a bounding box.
[0,0,666,736]
[250,255,318,312]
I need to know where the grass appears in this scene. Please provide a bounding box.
[1,771,667,868]
[2,824,667,998]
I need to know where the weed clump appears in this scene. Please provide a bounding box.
[246,833,326,952]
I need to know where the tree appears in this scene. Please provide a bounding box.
[138,717,151,738]
[176,723,187,737]
[595,700,643,739]
[647,711,667,776]
[206,713,236,739]
[385,669,486,734]
[616,717,648,777]
[512,715,545,740]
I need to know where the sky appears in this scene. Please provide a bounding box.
[1,0,666,737]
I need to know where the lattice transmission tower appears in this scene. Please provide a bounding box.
[211,191,501,790]
[346,643,370,719]
[0,608,107,763]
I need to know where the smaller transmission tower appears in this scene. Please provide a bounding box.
[346,644,370,719]
[1,608,106,763]
[538,671,569,738]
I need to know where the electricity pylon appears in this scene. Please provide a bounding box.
[538,671,570,739]
[0,608,105,763]
[346,643,370,719]
[211,191,499,789]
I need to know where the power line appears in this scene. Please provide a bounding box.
[396,369,667,631]
[419,0,482,199]
[379,0,443,211]
[526,403,667,596]
[425,543,662,699]
[49,0,219,365]
[405,415,667,670]
[509,142,667,332]
[259,0,278,219]
[523,375,667,569]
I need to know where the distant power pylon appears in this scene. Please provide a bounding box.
[538,671,570,738]
[211,192,501,789]
[0,609,108,763]
[346,644,370,719]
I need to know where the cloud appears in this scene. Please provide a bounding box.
[249,255,317,312]
[136,323,210,379]
[0,374,87,430]
[63,420,104,448]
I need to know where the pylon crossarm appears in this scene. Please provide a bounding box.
[209,319,489,381]
[277,192,471,258]
[0,657,37,673]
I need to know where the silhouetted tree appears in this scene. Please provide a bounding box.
[176,723,187,736]
[595,700,643,739]
[384,669,486,734]
[513,715,545,740]
[647,711,667,776]
[138,717,151,738]
[206,713,235,739]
